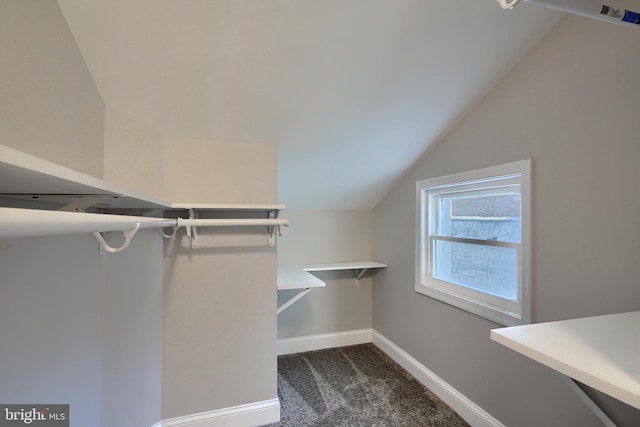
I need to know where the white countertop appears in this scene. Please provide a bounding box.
[491,311,640,409]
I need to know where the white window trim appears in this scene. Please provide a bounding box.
[415,160,532,326]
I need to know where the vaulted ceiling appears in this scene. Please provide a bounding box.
[57,0,562,209]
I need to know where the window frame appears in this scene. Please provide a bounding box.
[415,160,532,326]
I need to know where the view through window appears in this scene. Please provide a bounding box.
[434,192,520,299]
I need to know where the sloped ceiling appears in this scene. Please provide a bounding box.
[56,0,561,209]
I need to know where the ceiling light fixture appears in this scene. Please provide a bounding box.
[497,0,640,28]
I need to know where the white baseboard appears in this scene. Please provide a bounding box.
[157,398,280,427]
[277,328,372,355]
[372,330,505,427]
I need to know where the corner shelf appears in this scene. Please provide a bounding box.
[276,267,326,315]
[276,261,386,314]
[303,261,387,281]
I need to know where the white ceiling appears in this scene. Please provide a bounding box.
[56,0,562,209]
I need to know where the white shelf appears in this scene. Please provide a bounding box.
[278,261,386,289]
[0,145,288,213]
[171,203,285,212]
[276,267,326,315]
[491,311,640,409]
[303,261,387,272]
[304,261,387,281]
[275,261,386,315]
[0,144,170,210]
[277,266,326,291]
[303,261,387,271]
[0,145,288,248]
[170,204,287,249]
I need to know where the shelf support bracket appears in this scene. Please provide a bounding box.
[354,268,369,281]
[268,210,281,247]
[60,195,112,212]
[185,209,198,249]
[562,376,616,427]
[277,288,311,315]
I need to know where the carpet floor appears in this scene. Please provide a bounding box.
[262,343,470,427]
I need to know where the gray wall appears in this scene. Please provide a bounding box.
[0,0,104,177]
[0,235,103,427]
[103,106,165,199]
[102,230,163,427]
[0,2,163,426]
[277,210,373,339]
[162,222,277,418]
[161,139,279,420]
[0,232,163,427]
[373,14,640,427]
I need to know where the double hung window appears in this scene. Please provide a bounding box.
[415,160,531,326]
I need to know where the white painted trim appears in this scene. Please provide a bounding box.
[157,398,280,427]
[372,330,505,427]
[277,329,372,355]
[415,159,532,327]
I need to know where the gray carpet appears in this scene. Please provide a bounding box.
[263,343,470,427]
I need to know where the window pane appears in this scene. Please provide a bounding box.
[437,192,520,243]
[433,240,518,300]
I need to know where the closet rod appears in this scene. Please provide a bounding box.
[0,207,174,239]
[0,207,289,240]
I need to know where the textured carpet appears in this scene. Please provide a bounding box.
[263,343,470,427]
